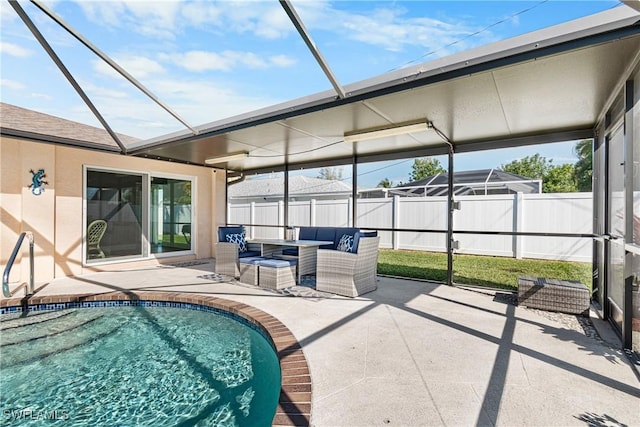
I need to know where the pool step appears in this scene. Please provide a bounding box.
[1,312,104,347]
[0,309,76,331]
[0,309,127,369]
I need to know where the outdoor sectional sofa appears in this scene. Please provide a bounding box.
[287,227,381,297]
[214,225,380,297]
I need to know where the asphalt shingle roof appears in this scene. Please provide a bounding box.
[0,102,138,149]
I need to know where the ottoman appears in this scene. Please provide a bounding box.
[257,259,297,290]
[239,257,266,286]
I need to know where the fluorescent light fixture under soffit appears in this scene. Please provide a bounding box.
[205,151,249,164]
[344,121,429,143]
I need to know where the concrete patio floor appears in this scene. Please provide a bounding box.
[6,260,640,426]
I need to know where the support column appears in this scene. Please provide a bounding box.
[352,158,358,227]
[278,200,285,239]
[622,79,635,350]
[393,195,400,250]
[514,192,524,259]
[284,164,289,229]
[447,146,454,286]
[250,202,256,239]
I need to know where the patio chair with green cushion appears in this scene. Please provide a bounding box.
[214,226,261,278]
[316,234,380,297]
[87,219,108,259]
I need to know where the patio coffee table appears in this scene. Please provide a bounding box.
[248,239,333,283]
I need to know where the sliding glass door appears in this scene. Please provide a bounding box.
[85,168,193,263]
[151,177,192,254]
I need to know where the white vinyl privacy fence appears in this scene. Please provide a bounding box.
[228,193,593,262]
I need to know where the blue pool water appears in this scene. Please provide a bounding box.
[0,305,281,426]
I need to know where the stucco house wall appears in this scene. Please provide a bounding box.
[1,136,225,287]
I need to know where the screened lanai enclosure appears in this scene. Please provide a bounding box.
[1,1,640,355]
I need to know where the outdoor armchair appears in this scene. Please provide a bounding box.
[316,235,380,297]
[214,226,260,278]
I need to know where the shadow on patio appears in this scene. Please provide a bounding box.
[21,263,640,426]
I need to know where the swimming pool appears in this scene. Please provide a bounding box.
[1,301,282,426]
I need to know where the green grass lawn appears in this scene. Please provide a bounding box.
[161,234,189,245]
[377,249,592,291]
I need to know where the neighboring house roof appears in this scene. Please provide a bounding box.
[369,169,541,197]
[228,175,352,200]
[0,102,138,150]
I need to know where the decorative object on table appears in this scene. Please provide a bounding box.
[285,226,296,240]
[28,168,48,196]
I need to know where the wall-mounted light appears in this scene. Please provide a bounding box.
[344,121,429,143]
[205,151,249,165]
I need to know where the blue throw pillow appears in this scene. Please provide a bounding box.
[336,234,355,252]
[226,232,247,253]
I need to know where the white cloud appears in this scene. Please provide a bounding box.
[269,55,296,68]
[77,0,180,39]
[30,93,53,101]
[93,55,165,80]
[295,1,485,54]
[253,6,293,39]
[159,51,235,72]
[161,50,295,72]
[0,41,32,57]
[75,1,128,28]
[0,1,18,23]
[180,2,223,27]
[72,75,280,139]
[81,81,129,99]
[1,78,25,90]
[74,0,292,40]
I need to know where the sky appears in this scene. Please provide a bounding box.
[0,0,624,187]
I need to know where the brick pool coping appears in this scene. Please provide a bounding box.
[0,291,311,426]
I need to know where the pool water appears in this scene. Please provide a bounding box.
[0,306,281,426]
